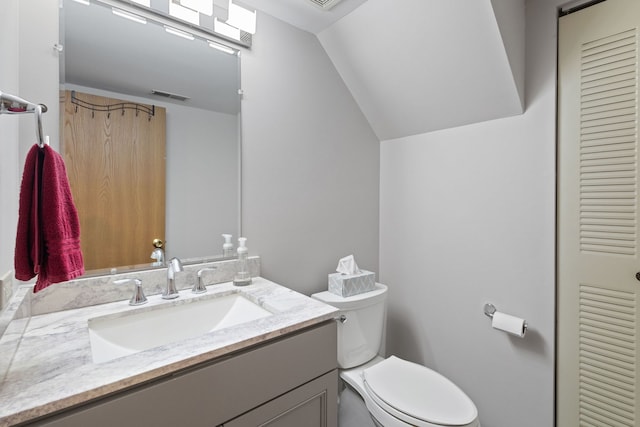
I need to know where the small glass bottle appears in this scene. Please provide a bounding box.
[233,237,252,286]
[222,234,234,257]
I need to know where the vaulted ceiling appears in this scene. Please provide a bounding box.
[241,0,526,141]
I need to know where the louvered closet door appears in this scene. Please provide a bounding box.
[558,1,640,426]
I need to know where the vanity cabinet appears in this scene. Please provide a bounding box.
[26,321,337,427]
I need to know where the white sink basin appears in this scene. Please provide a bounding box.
[88,293,272,363]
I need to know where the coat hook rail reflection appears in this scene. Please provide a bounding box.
[0,90,49,147]
[70,90,155,119]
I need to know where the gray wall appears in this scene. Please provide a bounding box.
[0,0,20,278]
[0,0,59,281]
[240,12,380,296]
[378,0,559,426]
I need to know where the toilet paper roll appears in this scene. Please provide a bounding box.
[491,311,527,338]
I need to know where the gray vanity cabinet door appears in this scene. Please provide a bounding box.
[222,370,338,427]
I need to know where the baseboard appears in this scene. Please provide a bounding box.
[0,270,14,311]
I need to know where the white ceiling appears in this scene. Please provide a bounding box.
[238,0,526,140]
[237,0,369,34]
[317,0,526,140]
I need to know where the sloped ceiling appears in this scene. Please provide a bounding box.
[317,0,525,140]
[241,0,526,141]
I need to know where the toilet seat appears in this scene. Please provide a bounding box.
[362,356,478,427]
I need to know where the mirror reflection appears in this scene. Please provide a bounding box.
[60,0,241,275]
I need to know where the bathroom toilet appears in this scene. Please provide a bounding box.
[312,283,480,427]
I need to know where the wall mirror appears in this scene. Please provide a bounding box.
[60,0,241,276]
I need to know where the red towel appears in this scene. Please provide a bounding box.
[15,144,84,292]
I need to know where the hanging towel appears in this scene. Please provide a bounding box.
[15,144,84,292]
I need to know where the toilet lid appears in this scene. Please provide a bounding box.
[362,356,478,426]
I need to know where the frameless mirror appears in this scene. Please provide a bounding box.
[60,0,241,276]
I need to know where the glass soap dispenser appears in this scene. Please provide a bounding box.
[222,234,234,257]
[233,237,252,286]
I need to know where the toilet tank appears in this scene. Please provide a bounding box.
[312,283,387,369]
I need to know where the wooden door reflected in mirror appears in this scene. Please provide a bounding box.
[62,90,166,271]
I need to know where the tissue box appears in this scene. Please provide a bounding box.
[328,270,376,297]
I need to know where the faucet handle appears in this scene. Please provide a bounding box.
[194,267,217,294]
[162,257,183,300]
[114,278,147,306]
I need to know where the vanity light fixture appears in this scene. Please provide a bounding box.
[208,40,235,54]
[226,0,256,34]
[214,17,241,40]
[112,7,147,24]
[164,25,195,40]
[169,1,200,25]
[71,0,90,5]
[179,0,214,16]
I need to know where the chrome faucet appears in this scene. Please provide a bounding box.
[194,267,217,294]
[114,278,147,306]
[163,257,183,299]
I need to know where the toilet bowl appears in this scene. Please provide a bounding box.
[312,283,480,427]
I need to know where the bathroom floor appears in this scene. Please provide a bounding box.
[339,384,377,427]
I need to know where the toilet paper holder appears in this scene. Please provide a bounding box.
[483,303,498,319]
[483,303,528,336]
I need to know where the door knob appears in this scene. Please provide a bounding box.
[635,272,640,281]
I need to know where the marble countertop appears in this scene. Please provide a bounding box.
[0,277,338,426]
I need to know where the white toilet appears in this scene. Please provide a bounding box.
[312,283,480,427]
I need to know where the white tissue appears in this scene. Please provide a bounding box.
[492,312,527,338]
[336,254,361,275]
